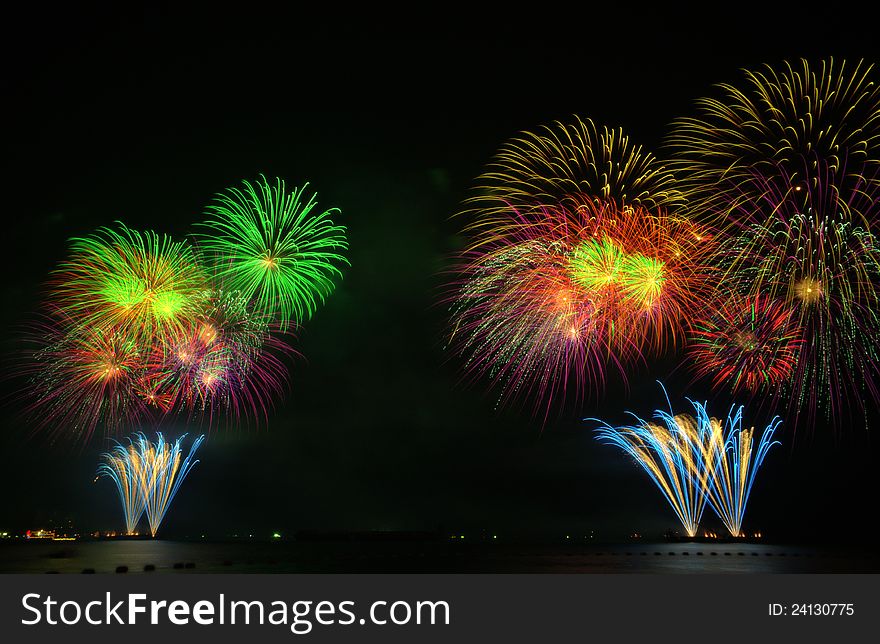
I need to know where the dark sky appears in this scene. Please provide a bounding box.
[2,6,879,542]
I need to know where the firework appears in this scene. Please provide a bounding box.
[705,170,880,427]
[592,391,712,537]
[196,176,349,330]
[15,174,347,442]
[450,238,615,417]
[463,116,683,251]
[448,201,712,416]
[570,204,713,352]
[22,313,149,441]
[687,294,804,397]
[97,432,204,537]
[140,433,204,538]
[21,297,293,438]
[143,289,293,424]
[668,58,880,222]
[696,406,781,537]
[51,224,208,348]
[592,385,780,538]
[96,434,150,534]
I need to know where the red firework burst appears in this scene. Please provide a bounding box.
[20,313,150,441]
[687,294,805,396]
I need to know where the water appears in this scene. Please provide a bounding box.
[2,540,877,573]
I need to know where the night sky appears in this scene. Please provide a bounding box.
[2,7,879,543]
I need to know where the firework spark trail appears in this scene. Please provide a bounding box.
[592,403,711,537]
[21,296,294,438]
[140,433,204,538]
[564,203,713,354]
[592,385,780,538]
[96,434,151,534]
[695,406,781,537]
[196,176,349,330]
[671,62,880,428]
[97,433,204,537]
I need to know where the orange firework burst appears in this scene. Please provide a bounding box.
[447,200,713,417]
[564,202,714,355]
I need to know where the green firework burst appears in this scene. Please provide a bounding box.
[52,223,208,347]
[195,176,349,329]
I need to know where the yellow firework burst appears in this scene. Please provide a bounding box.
[463,116,684,250]
[668,58,880,223]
